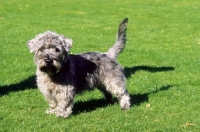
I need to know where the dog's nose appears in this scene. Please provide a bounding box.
[45,59,53,65]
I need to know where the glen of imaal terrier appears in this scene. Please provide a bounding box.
[27,18,130,118]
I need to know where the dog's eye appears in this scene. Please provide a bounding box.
[56,48,60,53]
[39,47,45,52]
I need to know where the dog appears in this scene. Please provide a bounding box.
[27,18,130,118]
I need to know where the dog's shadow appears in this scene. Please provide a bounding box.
[124,66,175,78]
[0,66,175,115]
[73,66,175,115]
[0,76,37,96]
[73,84,173,115]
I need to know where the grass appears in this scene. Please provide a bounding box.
[0,0,200,131]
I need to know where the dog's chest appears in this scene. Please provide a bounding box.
[36,72,66,94]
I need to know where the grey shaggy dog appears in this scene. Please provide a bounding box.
[27,18,130,118]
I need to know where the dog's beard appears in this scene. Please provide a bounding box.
[38,60,62,75]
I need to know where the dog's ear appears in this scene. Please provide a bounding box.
[27,32,44,53]
[59,35,73,52]
[27,39,38,53]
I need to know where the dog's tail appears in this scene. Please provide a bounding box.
[106,18,128,59]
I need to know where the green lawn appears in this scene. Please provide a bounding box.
[1,0,200,131]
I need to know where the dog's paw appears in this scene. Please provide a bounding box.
[55,107,72,118]
[120,94,131,110]
[56,111,70,118]
[46,108,56,114]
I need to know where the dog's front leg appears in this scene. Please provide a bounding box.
[54,86,74,118]
[44,91,57,115]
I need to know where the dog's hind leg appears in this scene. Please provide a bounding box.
[98,85,113,103]
[104,76,131,110]
[118,91,131,110]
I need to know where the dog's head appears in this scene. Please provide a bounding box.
[27,31,72,75]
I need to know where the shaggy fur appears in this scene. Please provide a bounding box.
[28,18,130,118]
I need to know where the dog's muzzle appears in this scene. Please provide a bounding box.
[38,58,61,75]
[45,59,53,66]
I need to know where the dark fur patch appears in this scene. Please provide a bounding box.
[51,54,97,92]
